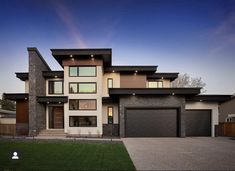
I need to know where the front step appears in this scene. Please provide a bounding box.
[38,130,66,137]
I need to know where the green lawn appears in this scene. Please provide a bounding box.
[0,139,135,171]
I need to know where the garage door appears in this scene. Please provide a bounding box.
[125,108,178,137]
[185,110,211,136]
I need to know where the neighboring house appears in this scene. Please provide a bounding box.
[4,48,232,137]
[0,109,16,135]
[219,96,235,122]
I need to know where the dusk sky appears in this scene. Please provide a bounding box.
[0,0,235,95]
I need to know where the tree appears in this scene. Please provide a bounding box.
[171,73,206,93]
[0,94,16,111]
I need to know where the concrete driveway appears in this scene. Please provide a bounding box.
[123,137,235,170]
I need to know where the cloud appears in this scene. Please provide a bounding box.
[51,1,86,48]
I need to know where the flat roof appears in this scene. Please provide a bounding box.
[16,72,28,81]
[4,93,29,101]
[42,71,64,78]
[51,48,112,67]
[109,88,201,96]
[186,95,232,103]
[147,72,179,81]
[37,96,68,104]
[104,66,157,73]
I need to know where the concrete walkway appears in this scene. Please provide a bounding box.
[123,137,235,170]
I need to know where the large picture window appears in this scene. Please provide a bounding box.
[69,66,96,77]
[69,99,96,110]
[48,81,63,94]
[78,83,96,93]
[148,81,163,88]
[69,116,97,127]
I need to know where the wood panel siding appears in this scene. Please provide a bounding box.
[120,74,147,88]
[218,122,235,137]
[0,124,16,135]
[53,107,64,129]
[16,100,29,123]
[62,58,103,66]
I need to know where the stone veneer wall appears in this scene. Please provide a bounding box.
[119,95,186,137]
[28,48,51,136]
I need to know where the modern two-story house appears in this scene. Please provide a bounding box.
[4,48,232,137]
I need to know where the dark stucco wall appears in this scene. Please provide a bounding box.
[219,97,235,122]
[119,95,186,137]
[28,48,50,136]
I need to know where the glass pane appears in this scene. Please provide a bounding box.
[54,82,63,94]
[108,107,113,116]
[158,81,163,88]
[69,83,78,93]
[79,100,96,110]
[69,67,78,76]
[79,67,96,76]
[69,116,97,127]
[79,83,96,93]
[69,100,79,110]
[108,79,113,88]
[148,81,158,88]
[49,81,54,94]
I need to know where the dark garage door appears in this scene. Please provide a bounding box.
[125,108,178,137]
[185,110,211,136]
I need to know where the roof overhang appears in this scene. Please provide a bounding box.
[37,96,68,104]
[147,72,179,81]
[42,71,64,78]
[16,72,29,81]
[104,66,157,74]
[51,49,112,67]
[186,95,232,103]
[109,88,201,96]
[4,93,29,101]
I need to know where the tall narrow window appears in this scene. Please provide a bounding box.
[107,78,113,89]
[107,107,113,124]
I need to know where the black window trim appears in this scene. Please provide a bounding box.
[48,80,64,95]
[69,99,97,110]
[69,66,97,77]
[69,116,97,127]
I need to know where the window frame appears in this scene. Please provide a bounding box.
[69,116,97,127]
[107,78,113,89]
[107,106,114,124]
[48,80,64,94]
[69,82,79,94]
[69,66,96,77]
[148,81,164,88]
[78,82,97,94]
[69,99,97,110]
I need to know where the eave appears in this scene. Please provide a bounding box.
[147,72,179,81]
[42,71,64,78]
[16,72,29,81]
[37,96,68,104]
[104,66,157,74]
[186,95,232,103]
[4,93,29,101]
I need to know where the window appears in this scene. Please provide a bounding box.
[69,66,96,77]
[148,81,163,88]
[69,99,96,110]
[107,78,113,88]
[79,100,96,110]
[107,107,113,124]
[69,83,78,93]
[69,116,97,127]
[69,67,78,77]
[79,67,96,76]
[78,83,96,93]
[48,81,63,94]
[69,99,79,110]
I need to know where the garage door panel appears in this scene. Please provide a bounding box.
[185,110,211,136]
[125,109,178,137]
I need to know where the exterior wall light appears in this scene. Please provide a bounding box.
[172,92,175,96]
[200,100,203,102]
[161,77,164,79]
[70,55,73,58]
[25,97,28,100]
[91,54,94,57]
[71,58,74,61]
[135,70,138,73]
[54,75,58,78]
[132,93,136,96]
[112,70,115,73]
[47,102,50,104]
[59,101,61,104]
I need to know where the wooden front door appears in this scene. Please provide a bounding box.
[49,106,64,129]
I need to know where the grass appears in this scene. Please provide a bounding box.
[0,139,135,171]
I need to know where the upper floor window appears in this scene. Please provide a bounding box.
[107,78,113,88]
[78,83,96,93]
[69,66,96,77]
[148,81,163,88]
[107,106,113,124]
[48,81,63,94]
[69,99,96,110]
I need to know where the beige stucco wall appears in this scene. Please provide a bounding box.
[185,101,219,137]
[0,118,16,124]
[63,66,103,136]
[102,103,119,124]
[102,73,120,97]
[25,80,29,93]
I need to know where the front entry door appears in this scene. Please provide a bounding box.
[49,106,64,129]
